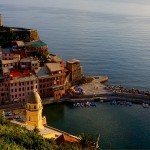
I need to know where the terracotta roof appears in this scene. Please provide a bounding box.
[10,69,35,78]
[46,63,63,72]
[55,134,80,144]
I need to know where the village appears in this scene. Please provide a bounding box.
[0,14,87,105]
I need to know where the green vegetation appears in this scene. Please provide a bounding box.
[30,51,49,65]
[0,27,39,48]
[0,111,99,150]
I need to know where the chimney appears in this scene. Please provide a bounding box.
[0,14,2,27]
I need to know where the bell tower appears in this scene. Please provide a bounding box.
[26,91,46,129]
[0,14,2,27]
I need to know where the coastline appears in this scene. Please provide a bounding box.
[1,75,149,110]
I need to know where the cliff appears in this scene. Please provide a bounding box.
[0,26,40,48]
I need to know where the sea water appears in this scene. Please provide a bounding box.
[0,0,150,148]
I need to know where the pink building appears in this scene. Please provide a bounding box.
[9,70,38,103]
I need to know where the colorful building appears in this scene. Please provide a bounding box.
[11,90,80,142]
[20,57,40,70]
[9,70,38,103]
[66,59,83,84]
[36,62,65,100]
[26,91,46,129]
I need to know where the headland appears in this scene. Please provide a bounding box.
[0,14,150,110]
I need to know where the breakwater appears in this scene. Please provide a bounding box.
[105,84,150,103]
[0,83,150,110]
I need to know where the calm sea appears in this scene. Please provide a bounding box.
[0,0,150,149]
[43,103,150,149]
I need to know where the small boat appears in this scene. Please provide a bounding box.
[142,103,149,108]
[80,102,84,107]
[110,100,117,105]
[73,103,77,107]
[90,101,96,107]
[100,100,104,103]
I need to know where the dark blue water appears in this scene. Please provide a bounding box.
[43,103,150,149]
[0,1,150,148]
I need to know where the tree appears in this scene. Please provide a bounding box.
[79,133,97,150]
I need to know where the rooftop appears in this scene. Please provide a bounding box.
[2,48,12,54]
[11,74,37,83]
[35,66,51,78]
[20,57,39,63]
[10,69,35,78]
[48,54,63,62]
[67,59,80,64]
[27,91,42,104]
[2,59,19,65]
[26,40,47,47]
[46,63,63,72]
[12,41,25,47]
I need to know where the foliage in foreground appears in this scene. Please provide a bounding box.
[0,111,99,150]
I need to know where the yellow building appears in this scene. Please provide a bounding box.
[26,91,46,129]
[11,90,80,141]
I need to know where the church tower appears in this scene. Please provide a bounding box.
[26,91,46,129]
[0,14,2,27]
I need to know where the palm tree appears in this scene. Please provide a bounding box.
[79,133,97,149]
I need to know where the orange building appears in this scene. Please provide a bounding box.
[36,62,65,100]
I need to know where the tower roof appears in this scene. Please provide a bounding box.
[27,91,42,104]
